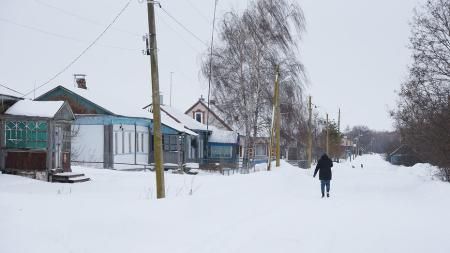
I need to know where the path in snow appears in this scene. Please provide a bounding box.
[0,155,448,253]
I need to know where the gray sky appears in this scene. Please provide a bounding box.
[0,0,424,131]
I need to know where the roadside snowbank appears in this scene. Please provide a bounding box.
[0,155,448,253]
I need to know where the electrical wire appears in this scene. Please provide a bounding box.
[156,11,202,54]
[0,17,139,52]
[0,83,25,96]
[185,0,211,23]
[21,0,133,98]
[206,0,218,132]
[159,6,208,47]
[35,0,141,38]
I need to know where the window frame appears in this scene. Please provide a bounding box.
[194,111,203,123]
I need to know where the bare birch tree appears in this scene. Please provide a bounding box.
[202,0,307,161]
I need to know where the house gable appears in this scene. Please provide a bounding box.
[54,102,76,121]
[184,100,232,131]
[36,86,114,115]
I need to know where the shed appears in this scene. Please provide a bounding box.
[388,144,421,166]
[0,100,75,180]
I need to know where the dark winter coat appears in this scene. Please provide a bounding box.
[314,154,333,180]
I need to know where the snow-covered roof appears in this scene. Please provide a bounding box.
[38,85,197,136]
[5,100,65,118]
[118,108,198,136]
[208,126,239,144]
[160,113,198,136]
[161,105,209,131]
[40,85,115,115]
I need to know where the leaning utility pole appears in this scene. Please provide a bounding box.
[267,66,280,170]
[275,66,281,167]
[326,113,329,155]
[147,1,165,199]
[307,96,312,168]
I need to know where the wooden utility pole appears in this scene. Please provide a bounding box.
[275,66,281,167]
[267,66,280,170]
[338,108,341,133]
[307,96,312,168]
[267,121,274,171]
[326,113,329,155]
[147,1,165,199]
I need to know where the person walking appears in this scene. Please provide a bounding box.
[313,153,333,198]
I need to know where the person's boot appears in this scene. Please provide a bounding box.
[321,192,325,198]
[327,192,330,198]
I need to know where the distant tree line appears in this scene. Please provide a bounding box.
[392,0,450,181]
[344,126,400,155]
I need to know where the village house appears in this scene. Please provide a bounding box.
[184,97,270,165]
[144,103,210,165]
[144,101,241,169]
[36,85,198,170]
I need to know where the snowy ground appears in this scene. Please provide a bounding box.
[1,155,449,253]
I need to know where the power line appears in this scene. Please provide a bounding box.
[0,83,25,96]
[185,0,211,23]
[159,6,208,47]
[22,0,133,98]
[206,0,218,132]
[0,17,139,52]
[156,11,202,54]
[35,0,141,38]
[0,17,82,41]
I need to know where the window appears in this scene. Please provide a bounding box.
[114,132,118,154]
[199,139,203,158]
[128,132,132,153]
[194,112,202,123]
[210,145,233,158]
[163,135,178,151]
[121,131,124,154]
[255,144,267,156]
[247,147,254,158]
[136,133,139,153]
[5,121,48,149]
[141,133,144,153]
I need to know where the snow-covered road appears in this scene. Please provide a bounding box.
[1,155,449,253]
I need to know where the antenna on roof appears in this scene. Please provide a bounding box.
[74,74,87,89]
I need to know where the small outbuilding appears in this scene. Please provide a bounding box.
[0,100,75,180]
[388,144,421,166]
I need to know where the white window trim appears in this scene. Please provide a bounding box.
[194,111,203,123]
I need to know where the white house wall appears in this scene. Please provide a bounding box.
[72,124,104,168]
[113,124,149,165]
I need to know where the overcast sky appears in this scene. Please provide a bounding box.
[1,0,424,131]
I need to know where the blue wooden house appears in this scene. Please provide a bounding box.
[36,85,197,169]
